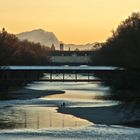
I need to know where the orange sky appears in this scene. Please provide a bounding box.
[0,0,140,44]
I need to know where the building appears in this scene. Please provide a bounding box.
[49,51,93,65]
[60,42,64,51]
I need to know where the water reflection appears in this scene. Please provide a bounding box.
[0,105,91,130]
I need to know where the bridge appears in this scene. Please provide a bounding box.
[0,66,125,82]
[49,51,93,65]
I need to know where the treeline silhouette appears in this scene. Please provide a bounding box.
[91,12,140,69]
[0,28,50,66]
[91,12,140,102]
[0,29,51,94]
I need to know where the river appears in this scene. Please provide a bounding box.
[0,71,139,140]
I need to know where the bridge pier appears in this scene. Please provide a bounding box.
[75,72,77,81]
[50,72,52,81]
[88,73,90,81]
[63,73,65,82]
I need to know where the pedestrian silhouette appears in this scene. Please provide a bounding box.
[61,102,66,108]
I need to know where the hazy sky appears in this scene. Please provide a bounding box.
[0,0,140,44]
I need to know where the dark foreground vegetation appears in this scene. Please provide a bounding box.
[0,29,51,93]
[94,70,140,102]
[85,20,140,128]
[0,28,50,66]
[0,70,44,98]
[92,12,140,69]
[91,12,140,104]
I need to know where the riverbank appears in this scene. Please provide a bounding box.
[57,103,140,128]
[0,88,65,100]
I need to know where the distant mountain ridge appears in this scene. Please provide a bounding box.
[17,29,60,48]
[17,29,96,50]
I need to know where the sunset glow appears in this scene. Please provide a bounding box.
[1,0,140,44]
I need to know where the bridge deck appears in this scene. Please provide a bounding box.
[0,66,124,71]
[0,66,125,82]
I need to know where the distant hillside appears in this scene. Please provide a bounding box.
[17,29,97,50]
[17,29,60,49]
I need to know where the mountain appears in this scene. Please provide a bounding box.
[17,29,98,50]
[17,29,60,49]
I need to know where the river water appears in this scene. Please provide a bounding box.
[0,73,140,140]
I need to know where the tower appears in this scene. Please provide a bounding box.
[60,42,64,51]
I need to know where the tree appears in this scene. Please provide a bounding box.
[0,29,50,65]
[91,12,140,69]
